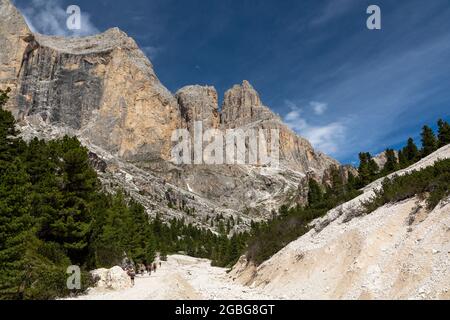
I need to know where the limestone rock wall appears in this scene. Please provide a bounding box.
[0,0,32,112]
[6,21,184,162]
[221,80,278,127]
[176,85,220,131]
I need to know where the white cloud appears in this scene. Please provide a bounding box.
[142,46,161,60]
[310,101,328,115]
[310,0,358,26]
[18,0,99,37]
[283,100,346,155]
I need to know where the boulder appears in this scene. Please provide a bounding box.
[91,266,132,290]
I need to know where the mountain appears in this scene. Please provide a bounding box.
[0,0,346,229]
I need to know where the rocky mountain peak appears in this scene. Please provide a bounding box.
[34,27,137,55]
[221,80,280,128]
[176,85,220,131]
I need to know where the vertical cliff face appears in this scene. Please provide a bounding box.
[2,12,184,162]
[17,41,104,128]
[176,85,220,131]
[221,80,278,127]
[0,0,32,112]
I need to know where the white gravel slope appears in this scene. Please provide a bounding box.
[232,197,450,300]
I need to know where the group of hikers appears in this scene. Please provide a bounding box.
[124,261,162,286]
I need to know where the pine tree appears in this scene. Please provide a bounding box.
[358,152,379,186]
[39,137,99,265]
[421,125,438,157]
[383,149,399,173]
[397,149,407,168]
[437,119,450,147]
[330,167,345,199]
[0,88,169,297]
[402,138,419,164]
[347,171,358,190]
[307,178,323,207]
[0,159,34,299]
[0,88,24,165]
[368,156,379,177]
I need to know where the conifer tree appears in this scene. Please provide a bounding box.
[0,160,34,299]
[368,156,379,177]
[421,125,438,157]
[307,178,323,207]
[0,88,24,164]
[397,149,407,168]
[402,138,419,164]
[437,119,450,147]
[358,152,379,186]
[383,149,399,173]
[0,88,9,107]
[346,171,358,190]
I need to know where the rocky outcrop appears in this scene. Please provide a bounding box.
[372,150,398,170]
[4,16,183,161]
[176,85,220,131]
[221,80,277,127]
[89,151,107,173]
[91,266,132,290]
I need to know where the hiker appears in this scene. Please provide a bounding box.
[146,264,152,275]
[159,261,162,267]
[127,267,136,286]
[153,262,157,272]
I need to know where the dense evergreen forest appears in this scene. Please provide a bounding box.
[0,87,449,299]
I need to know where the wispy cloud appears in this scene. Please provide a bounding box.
[142,46,161,60]
[17,0,99,37]
[310,101,328,115]
[310,0,358,26]
[284,100,346,155]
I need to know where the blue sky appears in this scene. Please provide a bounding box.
[13,0,450,164]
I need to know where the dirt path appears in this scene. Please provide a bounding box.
[72,255,274,300]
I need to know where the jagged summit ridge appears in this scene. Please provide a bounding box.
[35,28,134,54]
[221,80,280,128]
